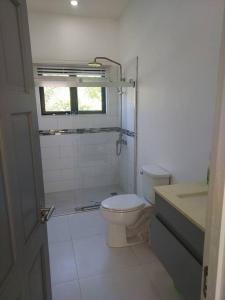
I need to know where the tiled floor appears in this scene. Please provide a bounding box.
[46,185,124,216]
[48,210,184,300]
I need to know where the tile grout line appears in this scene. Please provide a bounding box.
[54,213,83,299]
[68,214,84,299]
[51,278,77,288]
[71,235,84,300]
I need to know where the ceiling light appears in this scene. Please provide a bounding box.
[70,0,78,7]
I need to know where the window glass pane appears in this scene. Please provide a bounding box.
[77,74,101,78]
[44,87,71,112]
[42,73,69,77]
[77,87,103,111]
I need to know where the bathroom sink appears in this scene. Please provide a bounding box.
[177,191,208,203]
[154,184,208,231]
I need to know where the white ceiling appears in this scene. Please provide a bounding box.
[27,0,129,19]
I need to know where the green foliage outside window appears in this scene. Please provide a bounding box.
[78,87,102,111]
[44,87,71,112]
[41,86,105,114]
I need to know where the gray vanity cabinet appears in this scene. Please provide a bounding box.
[151,194,205,300]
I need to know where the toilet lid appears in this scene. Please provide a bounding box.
[101,194,145,212]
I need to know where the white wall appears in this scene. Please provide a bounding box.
[28,12,119,63]
[119,0,225,193]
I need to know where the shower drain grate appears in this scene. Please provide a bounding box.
[74,203,101,212]
[74,192,119,213]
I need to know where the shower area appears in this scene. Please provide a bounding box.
[34,58,138,216]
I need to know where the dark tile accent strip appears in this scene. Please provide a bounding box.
[121,129,136,137]
[39,127,136,137]
[39,127,121,136]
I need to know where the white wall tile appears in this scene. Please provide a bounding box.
[72,135,80,145]
[60,135,73,146]
[118,135,135,193]
[40,130,120,193]
[79,133,111,145]
[41,131,121,193]
[74,174,82,189]
[61,158,75,169]
[60,146,74,158]
[38,117,58,130]
[40,136,62,148]
[57,116,74,129]
[42,158,62,171]
[41,146,60,160]
[45,180,75,193]
[44,170,61,182]
[62,169,75,181]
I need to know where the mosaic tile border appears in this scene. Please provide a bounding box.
[121,129,136,137]
[39,127,120,135]
[39,127,136,137]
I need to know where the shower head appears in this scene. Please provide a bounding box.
[88,57,122,80]
[88,60,103,68]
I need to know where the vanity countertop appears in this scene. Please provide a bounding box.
[154,183,208,232]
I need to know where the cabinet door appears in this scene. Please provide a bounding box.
[155,194,204,263]
[151,216,202,300]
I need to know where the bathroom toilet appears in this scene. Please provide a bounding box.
[101,164,170,247]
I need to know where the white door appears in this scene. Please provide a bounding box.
[0,0,52,299]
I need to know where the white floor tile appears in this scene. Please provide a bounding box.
[73,235,140,279]
[131,243,157,264]
[47,211,183,300]
[79,265,160,300]
[45,185,123,216]
[68,210,107,240]
[52,281,82,300]
[47,216,71,243]
[46,198,75,216]
[49,241,78,285]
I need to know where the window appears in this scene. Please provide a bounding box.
[36,65,107,115]
[39,86,106,115]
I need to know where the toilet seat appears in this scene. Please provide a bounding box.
[101,194,145,213]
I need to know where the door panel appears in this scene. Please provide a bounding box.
[11,113,39,240]
[0,0,52,299]
[28,250,45,300]
[0,152,14,284]
[0,0,26,90]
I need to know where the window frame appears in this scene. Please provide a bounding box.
[39,86,106,115]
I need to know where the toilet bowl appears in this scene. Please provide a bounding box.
[101,194,151,247]
[101,164,171,248]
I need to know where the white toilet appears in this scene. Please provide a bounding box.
[101,164,171,247]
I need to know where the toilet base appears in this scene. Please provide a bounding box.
[107,224,145,247]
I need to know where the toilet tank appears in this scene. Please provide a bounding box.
[141,164,171,204]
